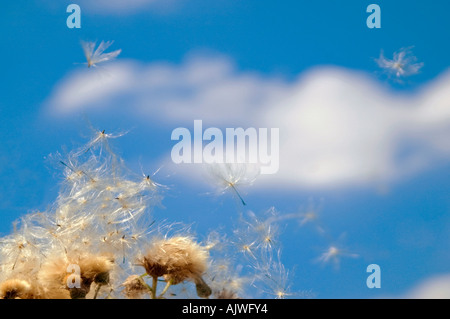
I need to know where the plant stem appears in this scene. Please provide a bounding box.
[151,276,158,299]
[93,284,102,299]
[158,280,172,298]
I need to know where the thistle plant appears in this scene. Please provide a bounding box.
[0,128,347,299]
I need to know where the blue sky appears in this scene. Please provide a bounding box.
[1,0,450,298]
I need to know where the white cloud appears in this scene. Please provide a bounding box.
[404,274,450,299]
[263,68,450,188]
[47,56,289,125]
[45,54,450,190]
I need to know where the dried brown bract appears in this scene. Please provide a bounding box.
[122,275,150,299]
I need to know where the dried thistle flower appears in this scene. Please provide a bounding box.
[80,254,114,285]
[0,279,36,299]
[140,236,211,298]
[39,253,114,299]
[141,236,209,284]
